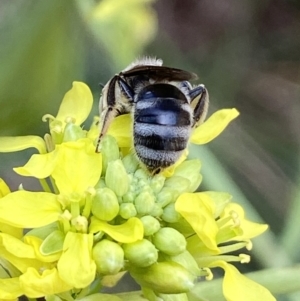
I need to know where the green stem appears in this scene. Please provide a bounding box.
[49,176,59,194]
[82,193,92,218]
[39,178,52,193]
[279,174,300,262]
[71,201,80,218]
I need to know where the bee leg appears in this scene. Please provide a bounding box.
[190,85,209,128]
[96,76,134,152]
[118,77,135,101]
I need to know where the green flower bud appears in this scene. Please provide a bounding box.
[149,204,163,218]
[134,168,149,180]
[40,230,64,255]
[169,218,194,237]
[164,176,191,195]
[100,135,120,174]
[105,159,129,197]
[161,203,182,223]
[140,216,161,236]
[119,203,137,219]
[150,174,165,194]
[174,160,202,192]
[131,176,139,188]
[188,174,202,193]
[153,227,186,256]
[156,187,177,208]
[137,179,150,190]
[174,159,201,178]
[169,251,201,277]
[141,287,160,301]
[134,191,155,216]
[93,239,124,275]
[123,239,158,267]
[122,153,139,174]
[122,190,136,203]
[95,178,106,189]
[130,261,195,294]
[91,188,119,221]
[63,122,86,142]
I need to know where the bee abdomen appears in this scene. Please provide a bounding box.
[134,144,184,172]
[133,124,191,172]
[133,83,193,172]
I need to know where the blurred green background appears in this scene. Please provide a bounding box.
[0,0,300,300]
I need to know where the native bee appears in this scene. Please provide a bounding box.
[96,57,209,174]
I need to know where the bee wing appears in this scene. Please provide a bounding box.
[122,66,198,81]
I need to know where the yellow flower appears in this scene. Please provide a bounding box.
[175,192,274,301]
[43,81,93,145]
[0,83,144,296]
[0,231,72,298]
[0,81,274,301]
[0,138,143,290]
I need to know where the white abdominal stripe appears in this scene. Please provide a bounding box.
[135,144,184,167]
[134,123,191,139]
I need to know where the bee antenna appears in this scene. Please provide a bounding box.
[98,82,105,88]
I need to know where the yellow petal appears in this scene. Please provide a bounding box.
[0,244,46,273]
[0,277,23,300]
[0,181,22,237]
[89,217,143,243]
[0,223,23,238]
[202,191,232,219]
[19,267,73,298]
[0,136,46,154]
[0,233,35,259]
[14,150,58,178]
[52,139,102,194]
[212,261,276,301]
[175,193,220,253]
[222,203,268,240]
[107,114,132,148]
[0,191,62,228]
[57,232,96,288]
[56,82,93,126]
[191,109,239,144]
[0,178,11,197]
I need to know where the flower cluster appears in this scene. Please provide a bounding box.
[0,82,275,301]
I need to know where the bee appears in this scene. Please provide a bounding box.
[96,57,209,175]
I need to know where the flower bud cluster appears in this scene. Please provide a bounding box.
[0,83,273,301]
[90,135,203,294]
